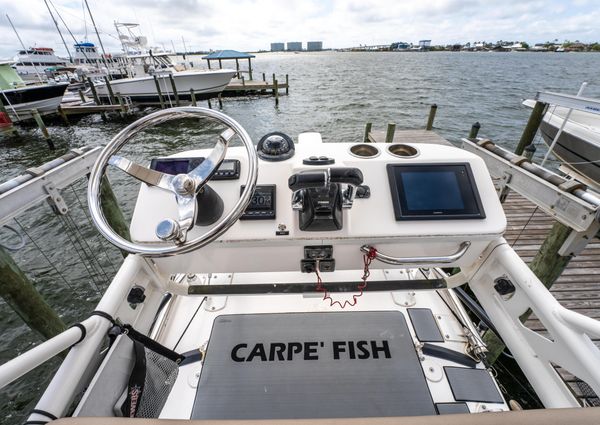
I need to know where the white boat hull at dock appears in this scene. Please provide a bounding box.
[94,69,236,103]
[1,83,69,121]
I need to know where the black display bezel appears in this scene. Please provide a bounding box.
[387,163,485,220]
[239,184,276,220]
[150,157,240,180]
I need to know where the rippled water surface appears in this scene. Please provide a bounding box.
[1,51,600,423]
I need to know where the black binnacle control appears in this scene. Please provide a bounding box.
[257,132,295,161]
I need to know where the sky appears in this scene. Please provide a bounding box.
[1,0,599,58]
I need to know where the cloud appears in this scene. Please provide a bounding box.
[0,0,599,58]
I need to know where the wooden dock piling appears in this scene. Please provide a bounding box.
[153,75,166,109]
[426,104,437,130]
[103,76,116,105]
[363,122,372,143]
[207,98,212,109]
[190,89,197,106]
[100,176,130,258]
[285,74,289,94]
[274,79,279,106]
[78,89,86,103]
[515,101,546,155]
[0,246,66,339]
[262,72,266,82]
[168,74,180,106]
[87,77,101,106]
[468,122,481,139]
[57,106,70,125]
[218,93,223,109]
[385,123,396,143]
[31,109,54,150]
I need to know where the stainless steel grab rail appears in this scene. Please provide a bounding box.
[360,241,471,266]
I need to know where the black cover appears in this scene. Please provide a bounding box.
[435,403,470,414]
[191,312,436,419]
[408,308,444,342]
[444,366,504,403]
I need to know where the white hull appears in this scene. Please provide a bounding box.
[94,69,235,101]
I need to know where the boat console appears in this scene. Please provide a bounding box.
[128,133,505,274]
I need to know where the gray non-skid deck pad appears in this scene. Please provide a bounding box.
[444,366,504,403]
[192,311,436,419]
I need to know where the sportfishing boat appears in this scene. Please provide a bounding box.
[13,47,68,82]
[524,97,600,189]
[93,68,236,103]
[0,60,68,121]
[1,108,600,423]
[91,23,235,103]
[72,42,128,80]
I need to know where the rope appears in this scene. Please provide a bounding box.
[510,206,539,248]
[13,218,89,299]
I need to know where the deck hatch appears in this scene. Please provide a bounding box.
[408,308,444,342]
[444,366,504,403]
[191,311,436,419]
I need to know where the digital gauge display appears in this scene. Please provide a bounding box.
[240,185,276,219]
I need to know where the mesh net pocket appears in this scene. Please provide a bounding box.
[121,340,180,418]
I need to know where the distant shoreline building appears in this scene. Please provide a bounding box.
[286,42,302,51]
[307,41,323,51]
[270,43,284,52]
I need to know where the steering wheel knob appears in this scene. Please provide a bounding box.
[156,218,182,242]
[172,174,195,196]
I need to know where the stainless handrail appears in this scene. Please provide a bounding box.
[360,241,471,266]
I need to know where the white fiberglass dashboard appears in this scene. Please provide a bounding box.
[130,133,506,274]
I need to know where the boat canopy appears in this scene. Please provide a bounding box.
[202,50,255,60]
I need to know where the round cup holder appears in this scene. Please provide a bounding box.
[349,144,380,158]
[387,144,419,158]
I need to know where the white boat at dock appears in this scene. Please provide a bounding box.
[0,60,68,121]
[2,105,600,423]
[93,69,236,103]
[524,95,600,188]
[12,46,68,82]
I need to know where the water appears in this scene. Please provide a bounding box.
[1,51,599,422]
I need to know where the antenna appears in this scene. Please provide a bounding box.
[43,0,73,63]
[6,14,43,82]
[83,0,111,77]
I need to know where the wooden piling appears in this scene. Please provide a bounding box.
[116,95,126,115]
[31,109,54,150]
[285,74,289,95]
[274,79,279,106]
[241,76,245,87]
[168,74,180,106]
[207,98,212,109]
[190,88,197,106]
[425,104,437,131]
[103,76,116,105]
[515,101,546,155]
[87,77,101,105]
[218,93,223,109]
[262,72,266,82]
[272,74,276,94]
[0,246,66,339]
[78,89,86,103]
[468,122,481,139]
[57,106,70,126]
[363,122,372,143]
[100,176,130,258]
[385,123,396,143]
[153,75,166,109]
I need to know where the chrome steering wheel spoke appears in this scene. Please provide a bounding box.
[188,128,236,192]
[108,155,174,192]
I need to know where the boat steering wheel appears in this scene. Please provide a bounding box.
[88,107,258,257]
